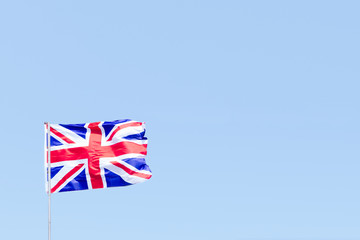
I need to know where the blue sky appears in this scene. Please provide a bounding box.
[0,1,359,239]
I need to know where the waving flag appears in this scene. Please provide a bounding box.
[44,120,152,193]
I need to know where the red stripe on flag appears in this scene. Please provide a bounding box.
[50,127,75,144]
[107,122,143,141]
[50,147,89,163]
[87,122,104,189]
[51,164,84,193]
[109,142,147,157]
[110,161,152,179]
[49,142,147,163]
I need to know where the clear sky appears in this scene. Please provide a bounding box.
[0,1,359,240]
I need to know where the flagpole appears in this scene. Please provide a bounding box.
[46,122,51,240]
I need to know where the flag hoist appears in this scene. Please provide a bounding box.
[45,122,51,240]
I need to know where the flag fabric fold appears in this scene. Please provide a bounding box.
[44,119,152,193]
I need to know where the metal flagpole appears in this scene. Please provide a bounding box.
[46,122,51,240]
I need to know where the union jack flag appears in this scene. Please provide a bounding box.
[44,120,152,193]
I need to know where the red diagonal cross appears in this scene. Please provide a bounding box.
[50,122,147,190]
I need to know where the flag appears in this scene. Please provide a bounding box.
[44,119,152,193]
